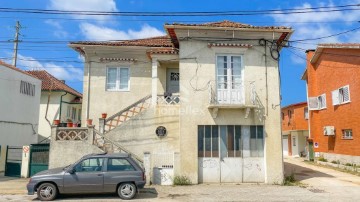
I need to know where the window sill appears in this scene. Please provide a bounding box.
[341,138,353,140]
[336,101,351,106]
[106,89,130,92]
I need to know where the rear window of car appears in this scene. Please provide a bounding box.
[107,158,136,171]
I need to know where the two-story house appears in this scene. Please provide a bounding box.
[281,102,309,157]
[67,20,293,184]
[0,60,41,175]
[26,70,82,143]
[302,43,360,165]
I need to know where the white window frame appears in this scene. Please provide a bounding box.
[308,94,326,110]
[71,107,77,121]
[106,67,130,92]
[332,85,350,106]
[342,129,353,140]
[66,105,71,118]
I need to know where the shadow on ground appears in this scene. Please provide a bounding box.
[30,188,158,201]
[284,161,334,181]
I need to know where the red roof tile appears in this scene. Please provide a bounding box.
[26,70,82,98]
[0,60,40,80]
[70,36,173,47]
[318,43,360,48]
[167,20,292,30]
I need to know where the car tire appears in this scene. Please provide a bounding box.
[37,183,57,201]
[117,182,137,200]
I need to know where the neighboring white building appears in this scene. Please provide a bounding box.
[26,70,82,142]
[0,61,41,173]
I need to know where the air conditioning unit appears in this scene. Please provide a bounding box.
[323,126,335,136]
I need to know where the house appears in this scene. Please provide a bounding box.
[281,102,309,157]
[63,20,293,184]
[0,60,41,174]
[26,70,82,142]
[302,43,360,165]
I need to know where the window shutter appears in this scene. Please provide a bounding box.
[332,90,339,105]
[343,86,350,102]
[308,97,319,110]
[320,94,326,109]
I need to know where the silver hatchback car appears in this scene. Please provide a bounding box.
[27,153,145,201]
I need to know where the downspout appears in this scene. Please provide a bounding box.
[45,79,54,126]
[59,92,68,122]
[264,40,269,116]
[85,51,91,121]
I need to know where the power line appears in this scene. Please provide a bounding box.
[289,26,360,42]
[0,4,359,16]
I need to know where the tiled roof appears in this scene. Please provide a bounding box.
[282,102,307,109]
[26,70,82,98]
[0,60,39,80]
[70,36,173,47]
[147,48,179,55]
[208,43,252,48]
[167,20,292,30]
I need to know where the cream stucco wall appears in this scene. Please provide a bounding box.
[38,92,81,142]
[178,39,283,184]
[0,65,41,147]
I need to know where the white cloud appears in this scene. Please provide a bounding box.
[48,0,117,21]
[17,54,83,82]
[45,19,69,39]
[79,23,165,41]
[270,0,360,62]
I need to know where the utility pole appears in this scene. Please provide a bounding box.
[12,21,22,67]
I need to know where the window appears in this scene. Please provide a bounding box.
[107,158,135,171]
[74,158,104,172]
[66,106,71,118]
[332,85,350,105]
[309,94,326,110]
[288,110,292,119]
[281,112,284,120]
[292,137,296,146]
[342,129,353,139]
[20,80,35,96]
[78,109,81,121]
[71,107,76,121]
[304,107,309,120]
[106,67,130,91]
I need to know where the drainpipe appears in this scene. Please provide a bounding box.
[59,92,68,122]
[85,51,91,121]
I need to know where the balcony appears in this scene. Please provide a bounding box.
[157,93,180,105]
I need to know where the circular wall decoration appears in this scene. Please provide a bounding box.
[156,126,167,138]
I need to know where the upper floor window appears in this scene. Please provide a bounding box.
[332,85,350,105]
[309,94,326,110]
[288,110,292,119]
[20,80,35,96]
[106,67,130,91]
[71,107,77,121]
[304,107,309,120]
[281,112,284,120]
[342,129,353,140]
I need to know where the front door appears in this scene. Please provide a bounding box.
[198,125,265,183]
[216,55,243,104]
[63,157,104,193]
[166,68,179,93]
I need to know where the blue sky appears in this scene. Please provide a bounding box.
[1,0,359,106]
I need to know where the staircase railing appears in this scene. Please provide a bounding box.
[100,95,152,133]
[93,129,143,163]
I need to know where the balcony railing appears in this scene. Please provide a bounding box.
[56,127,89,141]
[208,82,256,107]
[157,93,180,105]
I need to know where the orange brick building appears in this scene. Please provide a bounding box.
[302,44,360,164]
[281,102,309,157]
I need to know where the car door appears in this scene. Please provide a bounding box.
[63,157,104,193]
[103,158,139,192]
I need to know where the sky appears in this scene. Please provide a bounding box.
[1,0,359,106]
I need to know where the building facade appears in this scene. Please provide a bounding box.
[281,102,309,157]
[68,21,293,184]
[26,70,82,142]
[0,61,41,173]
[302,44,360,164]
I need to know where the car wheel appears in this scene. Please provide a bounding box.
[117,182,137,200]
[37,183,57,201]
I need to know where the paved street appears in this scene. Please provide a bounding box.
[1,158,360,201]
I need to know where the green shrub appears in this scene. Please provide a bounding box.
[331,160,340,164]
[318,157,327,162]
[283,173,296,186]
[173,175,192,186]
[345,163,355,167]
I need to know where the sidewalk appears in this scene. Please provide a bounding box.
[0,174,28,195]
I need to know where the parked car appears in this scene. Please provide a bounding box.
[27,153,145,201]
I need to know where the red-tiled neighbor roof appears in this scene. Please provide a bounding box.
[0,60,40,80]
[69,36,173,47]
[318,43,360,48]
[166,20,292,30]
[26,70,82,98]
[282,102,307,109]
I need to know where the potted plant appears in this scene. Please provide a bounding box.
[87,119,93,126]
[53,119,60,126]
[101,113,107,119]
[72,122,78,128]
[66,119,73,127]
